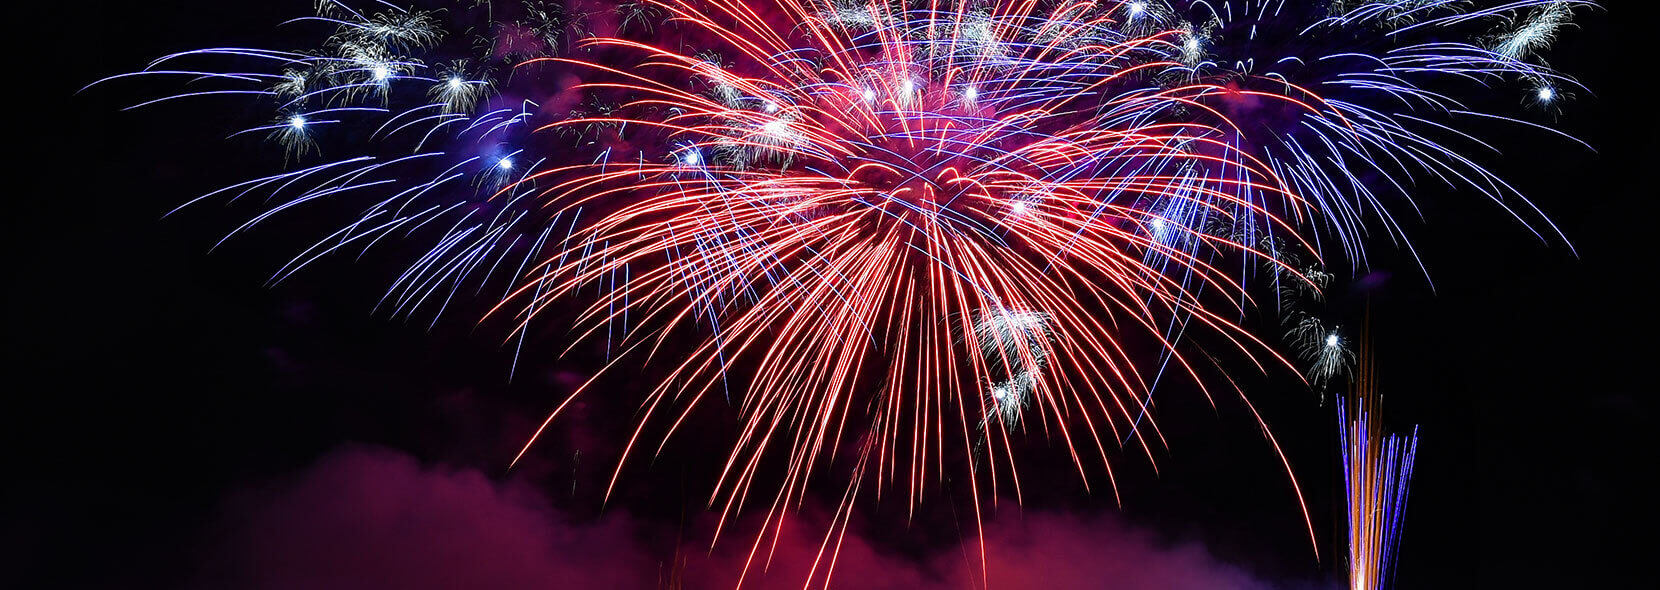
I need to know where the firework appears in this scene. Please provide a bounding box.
[1289,312,1356,389]
[967,307,1054,428]
[1493,1,1578,60]
[87,0,1591,584]
[1340,351,1420,590]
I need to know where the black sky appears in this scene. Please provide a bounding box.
[7,2,1654,588]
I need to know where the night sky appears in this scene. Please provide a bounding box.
[7,2,1653,588]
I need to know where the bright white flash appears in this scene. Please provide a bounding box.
[372,66,390,80]
[1185,38,1199,52]
[862,88,876,102]
[901,79,915,94]
[965,85,978,100]
[1129,2,1146,15]
[289,115,307,129]
[764,101,779,113]
[683,150,701,166]
[763,120,789,136]
[449,77,463,88]
[1289,316,1353,386]
[1537,87,1554,101]
[1010,201,1029,215]
[497,157,513,170]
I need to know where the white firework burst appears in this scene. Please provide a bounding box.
[1493,1,1577,60]
[968,307,1054,428]
[1289,314,1356,389]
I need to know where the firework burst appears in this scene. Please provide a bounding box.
[501,5,1325,574]
[86,0,1591,584]
[1289,312,1356,388]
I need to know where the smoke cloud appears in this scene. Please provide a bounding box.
[192,445,1278,590]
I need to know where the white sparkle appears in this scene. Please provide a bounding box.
[1537,87,1554,101]
[372,66,390,80]
[964,85,978,100]
[683,150,700,166]
[289,116,306,129]
[1326,334,1339,347]
[449,77,463,88]
[497,157,513,170]
[862,88,876,102]
[1129,2,1146,15]
[763,101,778,113]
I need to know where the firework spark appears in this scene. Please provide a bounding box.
[1289,313,1356,388]
[967,307,1054,428]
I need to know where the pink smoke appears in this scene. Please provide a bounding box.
[191,445,1277,590]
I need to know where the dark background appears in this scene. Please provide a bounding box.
[6,2,1652,588]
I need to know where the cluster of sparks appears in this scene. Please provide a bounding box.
[90,0,1589,586]
[967,308,1053,426]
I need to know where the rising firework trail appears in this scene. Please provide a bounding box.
[85,0,1590,585]
[1340,347,1420,590]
